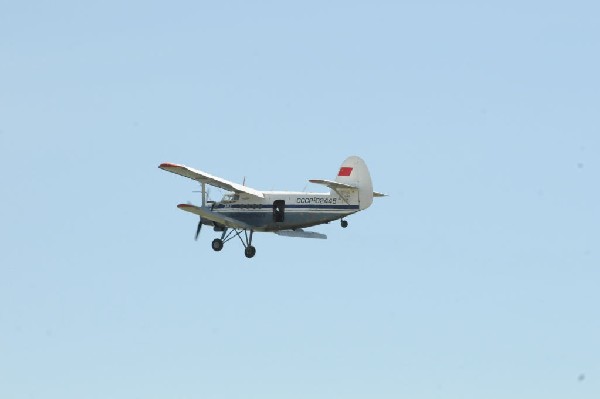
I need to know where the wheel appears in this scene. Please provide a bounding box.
[341,220,348,228]
[211,238,224,251]
[244,245,256,258]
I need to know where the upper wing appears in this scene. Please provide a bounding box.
[177,204,253,230]
[159,162,264,199]
[274,229,327,239]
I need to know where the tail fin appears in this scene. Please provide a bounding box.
[335,156,374,210]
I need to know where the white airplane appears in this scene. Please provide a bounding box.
[159,155,385,258]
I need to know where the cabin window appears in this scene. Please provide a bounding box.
[273,200,285,222]
[222,193,239,203]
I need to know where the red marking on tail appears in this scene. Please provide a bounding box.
[338,167,353,177]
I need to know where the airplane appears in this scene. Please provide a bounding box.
[159,155,385,258]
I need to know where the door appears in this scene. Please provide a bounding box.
[273,200,285,222]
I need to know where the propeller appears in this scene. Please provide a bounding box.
[195,219,203,240]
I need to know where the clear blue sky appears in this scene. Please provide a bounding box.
[1,1,599,398]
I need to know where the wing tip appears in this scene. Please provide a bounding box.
[159,162,182,169]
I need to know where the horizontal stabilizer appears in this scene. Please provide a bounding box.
[177,204,253,230]
[160,163,264,198]
[311,178,386,198]
[309,179,357,190]
[274,229,327,239]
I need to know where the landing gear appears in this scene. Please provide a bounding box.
[210,228,257,258]
[211,238,224,251]
[245,245,256,258]
[341,219,348,228]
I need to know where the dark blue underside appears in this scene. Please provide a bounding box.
[214,204,359,210]
[213,210,358,230]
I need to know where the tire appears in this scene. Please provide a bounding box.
[341,220,348,228]
[244,245,256,258]
[212,239,223,252]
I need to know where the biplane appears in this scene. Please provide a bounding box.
[159,156,385,258]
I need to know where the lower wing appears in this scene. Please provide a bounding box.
[177,204,253,230]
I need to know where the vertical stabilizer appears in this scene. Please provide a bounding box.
[335,156,374,210]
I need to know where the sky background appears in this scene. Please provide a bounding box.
[1,1,599,398]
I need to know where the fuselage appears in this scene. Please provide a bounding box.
[207,191,359,232]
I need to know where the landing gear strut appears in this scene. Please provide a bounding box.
[341,219,348,228]
[210,228,256,258]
